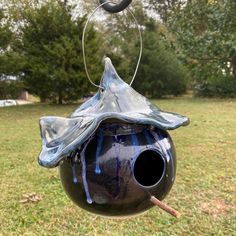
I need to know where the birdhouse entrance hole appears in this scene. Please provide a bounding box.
[134,150,165,187]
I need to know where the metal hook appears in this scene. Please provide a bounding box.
[99,0,132,13]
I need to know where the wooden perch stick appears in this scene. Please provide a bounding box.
[150,196,181,218]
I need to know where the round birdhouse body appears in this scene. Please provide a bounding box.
[59,123,176,217]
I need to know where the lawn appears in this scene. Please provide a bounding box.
[0,98,235,236]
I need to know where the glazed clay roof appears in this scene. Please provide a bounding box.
[39,58,189,168]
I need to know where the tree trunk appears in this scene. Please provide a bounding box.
[58,92,63,105]
[40,96,46,103]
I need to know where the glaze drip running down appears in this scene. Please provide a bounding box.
[81,137,93,204]
[95,129,104,175]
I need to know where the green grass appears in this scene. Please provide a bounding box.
[0,99,235,236]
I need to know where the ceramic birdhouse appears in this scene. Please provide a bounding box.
[38,57,189,217]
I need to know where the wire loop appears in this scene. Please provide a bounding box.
[82,1,143,89]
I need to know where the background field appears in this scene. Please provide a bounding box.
[0,98,235,236]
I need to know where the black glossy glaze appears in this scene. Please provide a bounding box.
[99,0,132,13]
[59,123,176,217]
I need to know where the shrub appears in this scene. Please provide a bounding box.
[194,75,236,98]
[0,80,24,99]
[133,20,189,98]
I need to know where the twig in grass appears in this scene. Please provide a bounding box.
[150,196,181,218]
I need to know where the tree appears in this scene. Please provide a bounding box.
[169,0,236,97]
[15,1,102,103]
[146,0,186,24]
[0,9,13,78]
[0,8,25,99]
[133,19,189,97]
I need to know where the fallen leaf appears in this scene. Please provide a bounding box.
[20,192,42,204]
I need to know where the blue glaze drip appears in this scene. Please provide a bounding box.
[81,137,93,204]
[113,136,121,197]
[70,151,79,184]
[157,131,175,182]
[144,129,152,145]
[131,133,140,172]
[72,162,79,184]
[95,129,104,175]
